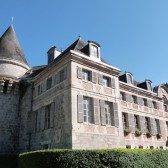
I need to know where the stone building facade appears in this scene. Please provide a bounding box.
[0,25,168,154]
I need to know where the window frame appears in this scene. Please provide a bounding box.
[132,95,138,104]
[126,73,133,84]
[104,101,112,126]
[122,113,129,130]
[142,98,148,107]
[145,117,151,132]
[152,101,157,109]
[46,77,52,90]
[82,69,92,81]
[83,96,93,124]
[45,104,51,129]
[134,115,140,130]
[120,92,126,101]
[102,76,111,87]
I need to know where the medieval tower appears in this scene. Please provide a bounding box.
[0,25,29,154]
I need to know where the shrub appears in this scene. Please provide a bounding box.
[0,155,18,168]
[18,149,168,168]
[135,128,142,136]
[124,128,131,135]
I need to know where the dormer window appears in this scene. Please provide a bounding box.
[88,41,100,58]
[146,80,152,91]
[126,73,133,84]
[90,45,98,58]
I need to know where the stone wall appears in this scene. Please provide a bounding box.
[19,60,72,152]
[70,61,124,149]
[0,92,19,154]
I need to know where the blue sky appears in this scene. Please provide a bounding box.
[0,0,168,87]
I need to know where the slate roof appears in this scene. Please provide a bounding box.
[0,25,28,66]
[21,65,47,79]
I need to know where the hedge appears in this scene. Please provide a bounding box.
[18,149,168,168]
[0,155,18,168]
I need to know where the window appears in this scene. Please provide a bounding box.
[90,45,99,58]
[82,69,91,81]
[38,85,41,95]
[145,117,151,132]
[142,98,148,106]
[60,69,64,82]
[55,67,67,84]
[83,97,93,123]
[134,115,140,129]
[152,101,157,109]
[127,73,133,84]
[35,111,38,132]
[46,77,52,90]
[43,144,49,149]
[132,95,137,104]
[122,113,128,129]
[126,145,131,149]
[45,104,51,129]
[155,119,161,134]
[120,92,126,101]
[3,81,8,94]
[163,96,168,112]
[102,76,111,87]
[146,81,152,91]
[166,122,168,135]
[139,146,143,149]
[105,102,111,125]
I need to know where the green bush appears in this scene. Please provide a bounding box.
[18,149,168,168]
[0,155,18,168]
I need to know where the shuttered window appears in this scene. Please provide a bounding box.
[142,98,148,106]
[122,113,128,129]
[131,95,137,104]
[45,104,51,129]
[83,97,93,124]
[134,115,140,130]
[155,119,161,134]
[82,69,91,81]
[102,76,111,87]
[105,102,111,125]
[152,101,157,109]
[120,92,126,101]
[145,117,151,132]
[46,77,52,90]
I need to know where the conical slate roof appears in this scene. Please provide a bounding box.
[0,25,28,66]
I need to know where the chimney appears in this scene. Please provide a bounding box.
[47,46,61,64]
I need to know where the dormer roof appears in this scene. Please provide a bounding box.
[0,25,28,66]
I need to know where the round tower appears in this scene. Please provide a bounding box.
[0,25,29,154]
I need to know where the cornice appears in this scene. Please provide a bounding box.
[70,50,120,76]
[120,81,161,100]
